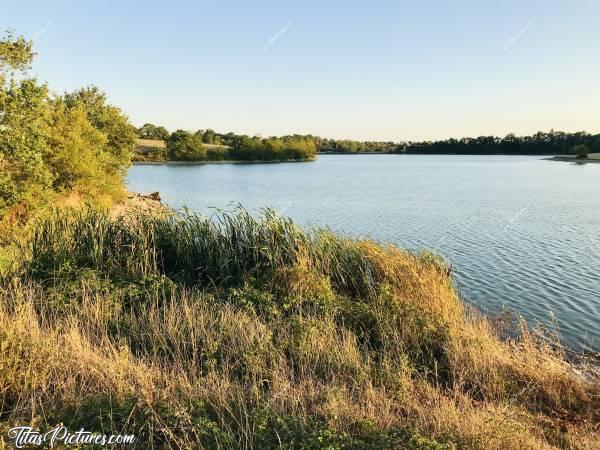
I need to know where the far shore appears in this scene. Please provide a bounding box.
[546,155,600,164]
[132,158,315,166]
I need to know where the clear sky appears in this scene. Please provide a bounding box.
[2,0,599,141]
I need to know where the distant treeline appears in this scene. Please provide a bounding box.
[319,131,600,155]
[315,137,399,153]
[137,124,316,162]
[400,131,600,155]
[139,124,600,158]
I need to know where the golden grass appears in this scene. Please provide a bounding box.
[0,208,598,449]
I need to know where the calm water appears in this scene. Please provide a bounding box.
[127,155,600,351]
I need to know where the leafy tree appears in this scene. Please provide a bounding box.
[166,130,207,161]
[202,129,216,144]
[44,100,108,191]
[0,30,33,77]
[228,135,315,161]
[569,144,589,158]
[155,126,169,140]
[63,86,137,172]
[1,30,137,220]
[0,32,52,211]
[591,137,600,154]
[138,123,169,140]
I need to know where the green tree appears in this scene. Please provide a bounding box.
[44,100,108,192]
[202,129,216,144]
[0,32,52,211]
[569,144,589,158]
[138,123,169,140]
[591,137,600,154]
[63,86,137,172]
[1,30,137,219]
[167,130,207,161]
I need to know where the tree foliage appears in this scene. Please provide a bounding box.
[0,31,135,218]
[397,130,600,155]
[166,130,207,161]
[140,128,316,162]
[63,86,137,171]
[138,123,169,140]
[228,135,316,161]
[569,144,589,158]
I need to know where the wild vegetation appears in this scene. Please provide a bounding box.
[0,31,136,235]
[133,127,316,163]
[227,134,316,162]
[2,29,600,449]
[399,131,600,156]
[0,207,598,449]
[138,123,600,157]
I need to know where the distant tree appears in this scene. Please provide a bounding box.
[0,32,51,211]
[202,129,216,144]
[138,123,157,139]
[228,135,315,161]
[155,126,169,140]
[64,86,137,171]
[138,123,169,140]
[569,144,589,158]
[166,130,207,161]
[591,137,600,154]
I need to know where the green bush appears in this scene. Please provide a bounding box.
[569,144,589,158]
[0,31,135,219]
[166,129,207,161]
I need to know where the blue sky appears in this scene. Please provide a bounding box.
[2,0,599,141]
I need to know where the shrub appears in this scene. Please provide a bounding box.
[166,129,207,161]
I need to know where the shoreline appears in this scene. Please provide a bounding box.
[121,190,600,362]
[132,158,315,165]
[545,156,600,164]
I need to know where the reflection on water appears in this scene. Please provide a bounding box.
[127,155,600,351]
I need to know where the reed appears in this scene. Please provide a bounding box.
[0,208,598,449]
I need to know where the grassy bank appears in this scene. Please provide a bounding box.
[0,207,598,449]
[133,158,316,165]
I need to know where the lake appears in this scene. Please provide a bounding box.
[127,155,600,352]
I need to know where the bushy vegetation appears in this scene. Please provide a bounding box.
[138,122,169,141]
[399,131,600,155]
[139,122,600,158]
[137,127,316,162]
[315,137,399,153]
[228,135,316,161]
[0,31,136,229]
[166,129,208,161]
[316,131,600,155]
[569,144,589,158]
[0,207,597,449]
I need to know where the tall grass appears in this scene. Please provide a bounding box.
[0,208,598,449]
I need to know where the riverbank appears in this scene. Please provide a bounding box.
[133,158,315,165]
[547,154,600,163]
[1,199,598,449]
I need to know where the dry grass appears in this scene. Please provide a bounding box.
[136,138,167,149]
[0,208,598,449]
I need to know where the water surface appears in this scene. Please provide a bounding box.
[127,155,600,351]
